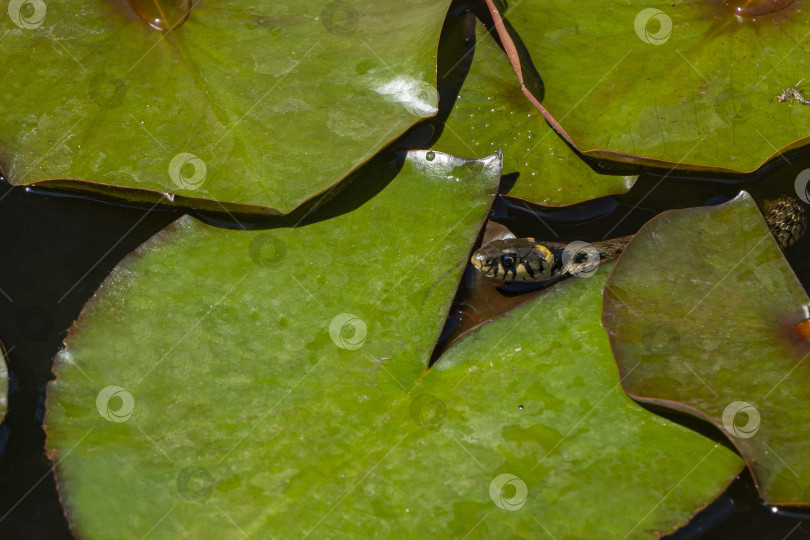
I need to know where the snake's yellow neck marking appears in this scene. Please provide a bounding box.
[471,238,557,282]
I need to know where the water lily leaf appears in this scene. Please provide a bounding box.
[603,191,810,505]
[0,0,450,214]
[0,342,7,424]
[432,12,637,205]
[485,0,810,172]
[44,150,501,538]
[431,266,742,538]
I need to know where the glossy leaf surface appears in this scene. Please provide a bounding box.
[0,0,450,213]
[486,0,810,172]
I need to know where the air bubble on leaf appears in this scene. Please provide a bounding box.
[127,0,191,30]
[723,0,793,17]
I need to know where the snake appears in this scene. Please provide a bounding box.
[471,196,808,283]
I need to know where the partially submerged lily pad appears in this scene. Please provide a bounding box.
[486,0,810,172]
[0,0,451,214]
[432,11,636,205]
[603,191,810,505]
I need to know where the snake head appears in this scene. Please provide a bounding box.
[470,251,502,278]
[471,239,556,281]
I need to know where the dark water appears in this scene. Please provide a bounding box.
[2,1,810,539]
[0,185,177,539]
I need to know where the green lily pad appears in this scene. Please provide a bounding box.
[432,266,742,538]
[432,11,636,205]
[603,191,810,505]
[44,150,501,538]
[0,342,7,424]
[486,0,810,172]
[0,0,451,214]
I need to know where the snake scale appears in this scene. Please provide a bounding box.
[471,196,808,283]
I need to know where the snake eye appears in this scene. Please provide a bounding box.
[500,254,516,268]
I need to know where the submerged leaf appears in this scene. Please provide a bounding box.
[0,0,451,213]
[433,13,636,205]
[486,0,810,172]
[603,191,810,505]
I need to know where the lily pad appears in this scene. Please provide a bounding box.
[432,11,637,205]
[432,265,742,538]
[0,342,7,424]
[485,0,810,172]
[44,150,501,538]
[603,191,810,505]
[0,0,451,214]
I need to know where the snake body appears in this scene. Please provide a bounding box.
[472,196,807,283]
[763,196,808,248]
[471,236,632,282]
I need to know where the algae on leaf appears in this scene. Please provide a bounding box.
[0,0,451,214]
[486,0,810,172]
[604,192,810,505]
